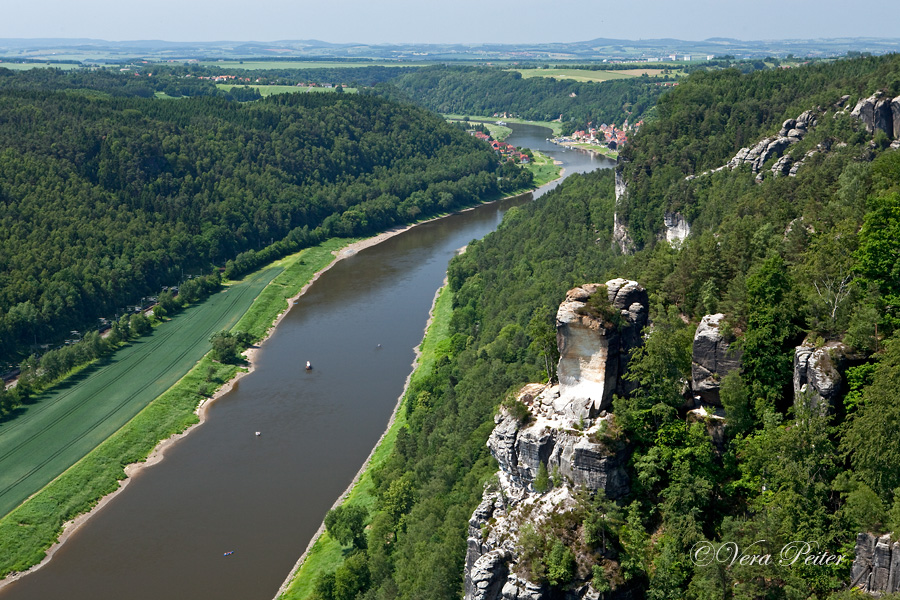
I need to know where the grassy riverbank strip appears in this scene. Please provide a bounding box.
[0,238,355,582]
[528,150,561,186]
[277,284,454,600]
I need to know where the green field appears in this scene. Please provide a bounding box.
[527,150,562,186]
[564,141,619,159]
[444,114,563,136]
[201,61,427,70]
[0,266,281,519]
[215,84,358,96]
[482,122,512,140]
[278,285,453,600]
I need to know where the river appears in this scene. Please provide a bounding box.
[0,123,612,600]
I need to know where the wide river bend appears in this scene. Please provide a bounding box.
[0,124,612,600]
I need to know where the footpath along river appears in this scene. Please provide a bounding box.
[0,124,612,600]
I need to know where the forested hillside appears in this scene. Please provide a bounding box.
[305,54,900,600]
[0,78,529,364]
[389,66,669,133]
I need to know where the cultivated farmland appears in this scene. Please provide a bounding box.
[0,266,281,518]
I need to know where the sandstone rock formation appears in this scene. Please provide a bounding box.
[683,108,820,181]
[464,281,647,600]
[488,384,632,495]
[464,469,623,600]
[726,109,818,175]
[793,340,851,413]
[851,92,900,139]
[663,212,690,245]
[612,170,633,254]
[556,281,648,416]
[691,314,741,406]
[852,532,900,594]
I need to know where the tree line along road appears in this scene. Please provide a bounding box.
[0,265,282,518]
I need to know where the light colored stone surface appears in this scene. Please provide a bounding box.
[556,281,647,415]
[691,313,741,406]
[793,341,850,413]
[664,212,690,245]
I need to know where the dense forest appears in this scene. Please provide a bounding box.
[0,73,531,366]
[306,54,900,600]
[0,64,411,99]
[388,66,671,132]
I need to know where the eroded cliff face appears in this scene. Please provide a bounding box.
[851,92,900,139]
[556,281,648,417]
[464,281,647,600]
[691,313,741,406]
[852,533,900,594]
[487,384,631,497]
[612,170,633,255]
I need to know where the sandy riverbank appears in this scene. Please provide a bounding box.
[0,193,532,591]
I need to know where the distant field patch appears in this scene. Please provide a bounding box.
[512,68,635,82]
[216,84,358,96]
[201,61,426,70]
[612,68,665,76]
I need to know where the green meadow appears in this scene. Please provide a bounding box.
[0,62,82,71]
[0,266,281,520]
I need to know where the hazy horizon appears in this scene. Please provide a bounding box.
[4,0,893,46]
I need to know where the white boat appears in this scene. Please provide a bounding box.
[305,360,312,371]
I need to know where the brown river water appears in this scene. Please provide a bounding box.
[0,124,612,600]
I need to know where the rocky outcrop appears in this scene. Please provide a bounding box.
[488,385,631,496]
[852,92,900,139]
[612,171,633,254]
[771,154,793,177]
[894,96,900,141]
[793,341,851,413]
[556,281,648,416]
[852,533,900,594]
[725,109,818,177]
[691,314,741,406]
[464,471,622,600]
[464,281,646,600]
[663,212,690,245]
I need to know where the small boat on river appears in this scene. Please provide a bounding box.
[305,360,312,371]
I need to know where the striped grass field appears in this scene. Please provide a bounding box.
[0,239,353,579]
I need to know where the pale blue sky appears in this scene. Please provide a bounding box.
[3,0,892,44]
